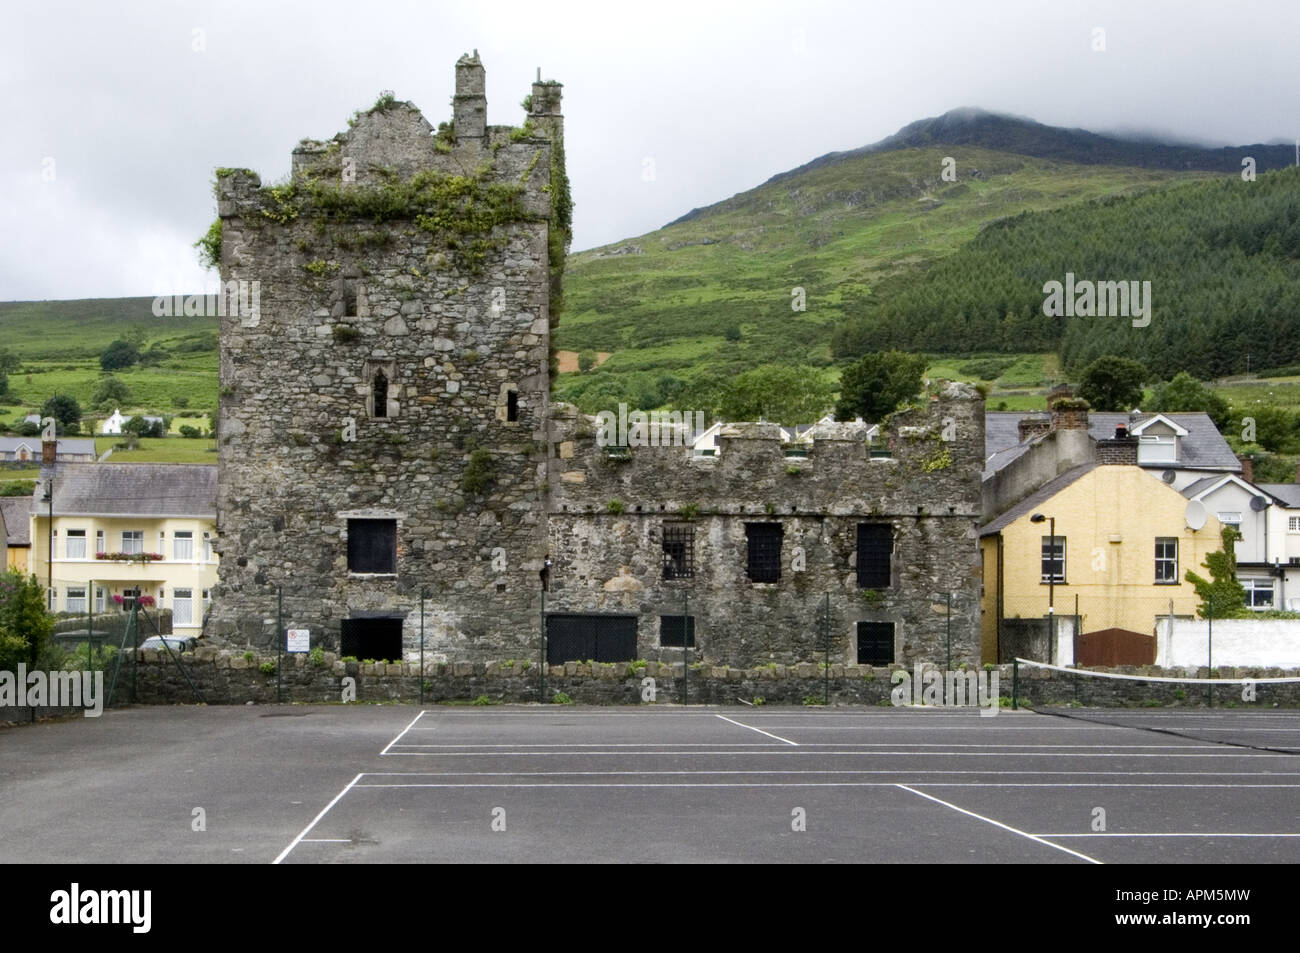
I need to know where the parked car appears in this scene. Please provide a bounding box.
[139,636,196,653]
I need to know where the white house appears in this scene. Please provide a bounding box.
[101,409,126,435]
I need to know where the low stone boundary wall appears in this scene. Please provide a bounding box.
[109,650,1300,708]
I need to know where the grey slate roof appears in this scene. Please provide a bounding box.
[47,464,216,518]
[0,436,96,456]
[984,412,1239,474]
[979,463,1099,536]
[0,497,31,545]
[1258,483,1300,508]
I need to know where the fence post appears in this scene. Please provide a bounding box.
[1207,595,1213,708]
[1012,657,1019,710]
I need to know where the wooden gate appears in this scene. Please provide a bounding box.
[1077,627,1155,666]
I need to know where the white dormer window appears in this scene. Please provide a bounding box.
[1137,434,1177,464]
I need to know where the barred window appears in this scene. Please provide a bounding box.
[348,519,397,574]
[746,522,783,583]
[659,615,696,647]
[856,523,892,588]
[662,523,694,579]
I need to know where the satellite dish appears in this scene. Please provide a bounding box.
[1161,469,1177,484]
[1250,495,1269,512]
[1185,499,1207,530]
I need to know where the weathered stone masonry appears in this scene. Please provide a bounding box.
[209,54,986,669]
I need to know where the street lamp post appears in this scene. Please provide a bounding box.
[1030,513,1056,661]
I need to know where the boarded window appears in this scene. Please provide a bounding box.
[857,621,895,665]
[341,617,403,661]
[856,523,892,588]
[662,523,694,579]
[546,615,637,664]
[746,522,783,583]
[659,615,696,648]
[347,519,396,574]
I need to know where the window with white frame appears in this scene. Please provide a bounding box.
[158,531,166,553]
[121,530,144,554]
[1137,434,1177,464]
[1242,578,1275,609]
[48,588,56,611]
[174,530,193,560]
[1218,512,1242,525]
[173,588,193,626]
[202,532,212,561]
[65,529,86,559]
[1040,536,1066,584]
[1289,516,1300,532]
[95,530,105,554]
[66,587,87,614]
[1155,538,1178,584]
[95,587,106,612]
[202,588,211,615]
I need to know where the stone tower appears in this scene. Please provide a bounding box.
[209,55,568,661]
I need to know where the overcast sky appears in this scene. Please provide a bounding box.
[2,0,1297,301]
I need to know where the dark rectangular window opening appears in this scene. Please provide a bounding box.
[340,617,403,662]
[746,522,783,583]
[662,523,694,579]
[546,615,637,664]
[343,279,358,317]
[347,518,397,574]
[659,615,696,648]
[506,390,519,422]
[857,523,893,588]
[1041,536,1065,584]
[857,621,895,666]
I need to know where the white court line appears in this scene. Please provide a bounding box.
[345,781,1300,789]
[377,749,1283,758]
[273,773,363,865]
[1035,832,1300,838]
[361,769,1300,777]
[387,742,1241,750]
[300,838,353,843]
[895,784,1102,864]
[714,715,799,745]
[380,709,427,755]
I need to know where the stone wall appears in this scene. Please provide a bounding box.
[545,383,986,668]
[109,650,1300,709]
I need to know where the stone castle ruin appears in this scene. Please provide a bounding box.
[210,54,986,669]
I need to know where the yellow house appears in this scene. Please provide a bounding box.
[1,497,32,573]
[31,463,218,636]
[980,462,1223,663]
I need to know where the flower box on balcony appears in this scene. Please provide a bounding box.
[96,552,165,563]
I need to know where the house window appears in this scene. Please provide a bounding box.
[857,621,895,666]
[202,532,212,560]
[856,523,892,588]
[48,588,56,611]
[173,588,193,627]
[1155,538,1179,584]
[1217,512,1242,526]
[95,587,106,612]
[659,615,696,647]
[158,530,166,553]
[347,519,397,574]
[121,530,144,555]
[1040,536,1066,584]
[95,530,105,555]
[202,589,212,616]
[1242,578,1275,610]
[65,529,86,559]
[66,587,87,614]
[174,531,193,560]
[372,369,388,419]
[1137,434,1177,464]
[662,524,694,580]
[1289,516,1300,533]
[746,522,783,583]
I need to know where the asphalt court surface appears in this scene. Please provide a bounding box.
[3,704,1299,863]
